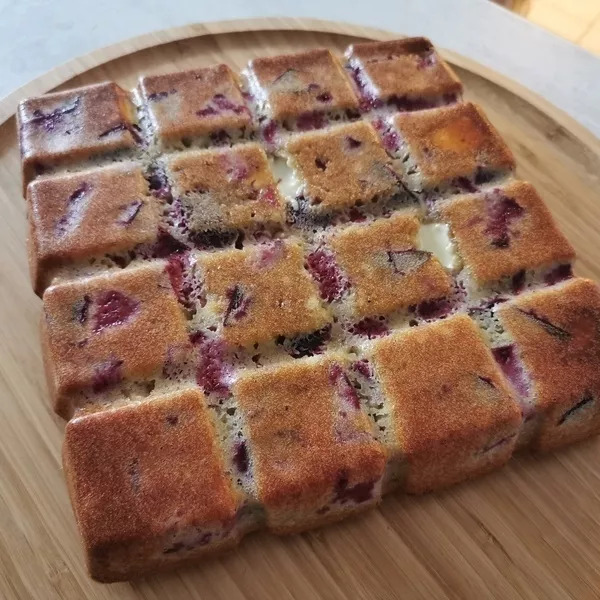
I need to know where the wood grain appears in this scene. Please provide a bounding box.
[1,23,600,600]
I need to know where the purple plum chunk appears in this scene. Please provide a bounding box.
[93,290,140,333]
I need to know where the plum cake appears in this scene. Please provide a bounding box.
[164,143,286,241]
[495,278,600,451]
[138,64,252,149]
[27,161,164,295]
[388,101,515,196]
[63,389,242,581]
[345,37,462,112]
[17,37,599,582]
[18,82,141,190]
[41,263,190,418]
[243,48,359,145]
[233,354,386,533]
[369,315,521,493]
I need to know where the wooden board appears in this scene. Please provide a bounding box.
[1,20,600,600]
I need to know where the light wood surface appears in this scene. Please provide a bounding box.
[1,22,600,600]
[526,0,600,54]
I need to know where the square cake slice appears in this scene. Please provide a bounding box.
[325,213,452,318]
[391,102,515,193]
[345,38,462,111]
[496,278,600,451]
[197,239,331,348]
[63,389,240,582]
[27,162,163,295]
[18,82,141,189]
[285,121,401,213]
[439,181,575,288]
[233,354,386,533]
[244,48,359,126]
[138,65,251,148]
[165,144,285,245]
[41,263,189,418]
[370,314,521,493]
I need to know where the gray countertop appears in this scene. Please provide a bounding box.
[1,0,599,137]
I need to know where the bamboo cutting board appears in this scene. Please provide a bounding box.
[1,19,600,600]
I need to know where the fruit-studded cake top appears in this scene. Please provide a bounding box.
[19,37,598,582]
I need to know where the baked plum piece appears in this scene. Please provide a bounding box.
[198,239,331,348]
[390,102,515,194]
[18,82,141,189]
[63,389,241,582]
[497,278,600,451]
[233,354,385,533]
[370,314,521,493]
[27,162,163,294]
[138,64,251,147]
[41,263,190,418]
[345,37,462,112]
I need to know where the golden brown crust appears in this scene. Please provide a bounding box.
[18,82,139,190]
[346,38,462,101]
[166,144,285,231]
[371,315,521,493]
[440,181,575,284]
[233,355,385,531]
[63,389,239,582]
[198,240,331,347]
[286,121,400,211]
[139,64,251,143]
[42,263,189,418]
[393,102,515,188]
[27,162,163,295]
[498,278,600,451]
[330,214,451,317]
[248,48,359,120]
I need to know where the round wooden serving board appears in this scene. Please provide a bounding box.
[1,19,600,600]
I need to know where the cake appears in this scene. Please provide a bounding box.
[243,48,359,144]
[63,389,243,581]
[17,37,599,582]
[368,314,521,493]
[138,64,252,149]
[345,37,463,112]
[495,278,600,451]
[387,101,516,194]
[232,354,386,533]
[27,161,164,295]
[18,82,141,190]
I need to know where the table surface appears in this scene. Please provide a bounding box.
[1,0,599,137]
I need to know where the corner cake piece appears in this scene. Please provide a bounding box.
[345,37,462,111]
[138,65,251,148]
[198,239,331,348]
[244,48,359,127]
[233,354,386,533]
[496,278,600,452]
[370,314,521,493]
[439,181,575,287]
[165,144,286,243]
[325,213,452,317]
[285,121,401,213]
[27,162,163,295]
[390,102,515,193]
[63,389,241,582]
[41,263,189,418]
[18,82,141,189]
